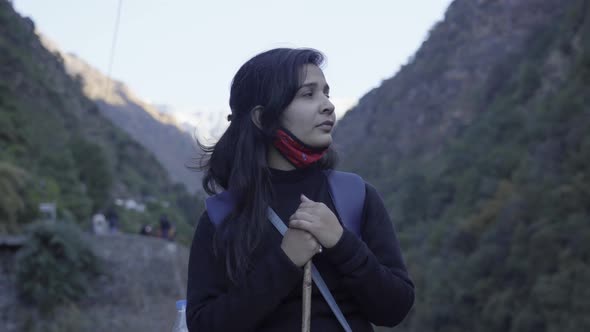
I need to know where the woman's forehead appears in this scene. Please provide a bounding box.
[300,64,328,86]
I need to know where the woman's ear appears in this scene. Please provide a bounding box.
[250,106,264,129]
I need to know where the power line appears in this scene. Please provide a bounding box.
[104,0,124,101]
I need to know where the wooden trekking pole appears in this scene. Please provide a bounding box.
[302,260,312,332]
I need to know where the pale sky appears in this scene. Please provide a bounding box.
[13,0,453,115]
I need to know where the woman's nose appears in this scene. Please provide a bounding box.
[321,98,335,114]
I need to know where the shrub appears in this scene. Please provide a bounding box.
[0,162,39,233]
[16,222,102,313]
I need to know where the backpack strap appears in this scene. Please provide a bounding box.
[205,190,235,227]
[205,170,367,237]
[322,170,366,238]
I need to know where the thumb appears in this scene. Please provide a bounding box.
[300,194,313,203]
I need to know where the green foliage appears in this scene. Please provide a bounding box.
[15,222,102,313]
[515,63,541,102]
[340,1,590,331]
[18,303,93,332]
[0,162,40,233]
[70,137,113,210]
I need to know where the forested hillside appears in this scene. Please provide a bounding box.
[334,0,590,331]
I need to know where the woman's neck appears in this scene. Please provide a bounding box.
[267,146,296,171]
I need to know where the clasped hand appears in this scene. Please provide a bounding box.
[280,194,343,267]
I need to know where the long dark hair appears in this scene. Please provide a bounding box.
[197,48,338,283]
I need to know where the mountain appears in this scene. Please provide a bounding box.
[38,38,202,194]
[153,104,230,143]
[334,0,590,331]
[335,0,573,176]
[0,1,202,242]
[0,3,204,330]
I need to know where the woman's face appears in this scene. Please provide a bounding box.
[280,64,336,148]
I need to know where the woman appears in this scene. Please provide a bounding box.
[186,48,414,331]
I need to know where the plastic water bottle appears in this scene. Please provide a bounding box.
[172,299,189,332]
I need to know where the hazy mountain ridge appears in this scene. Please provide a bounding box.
[39,36,202,193]
[154,104,229,143]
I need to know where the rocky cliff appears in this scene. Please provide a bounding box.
[39,36,202,193]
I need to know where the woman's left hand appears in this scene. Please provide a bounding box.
[288,194,343,249]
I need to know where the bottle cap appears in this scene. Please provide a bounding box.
[176,299,187,310]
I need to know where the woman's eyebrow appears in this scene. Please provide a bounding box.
[300,82,330,92]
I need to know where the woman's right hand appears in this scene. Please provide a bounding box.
[281,228,321,267]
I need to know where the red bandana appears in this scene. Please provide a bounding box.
[273,128,328,169]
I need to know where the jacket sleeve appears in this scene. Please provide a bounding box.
[186,212,303,332]
[323,182,415,327]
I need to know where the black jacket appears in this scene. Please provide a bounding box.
[186,166,414,331]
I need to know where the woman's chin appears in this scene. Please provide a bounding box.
[309,136,332,149]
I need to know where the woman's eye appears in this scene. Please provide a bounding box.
[303,91,313,97]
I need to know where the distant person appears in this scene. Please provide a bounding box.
[105,209,119,233]
[186,48,414,331]
[91,213,108,235]
[159,214,175,241]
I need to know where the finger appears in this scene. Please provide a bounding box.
[289,211,316,222]
[310,240,322,254]
[284,227,298,235]
[300,194,314,203]
[297,201,316,209]
[295,205,316,214]
[290,211,314,220]
[291,208,316,221]
[289,219,315,233]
